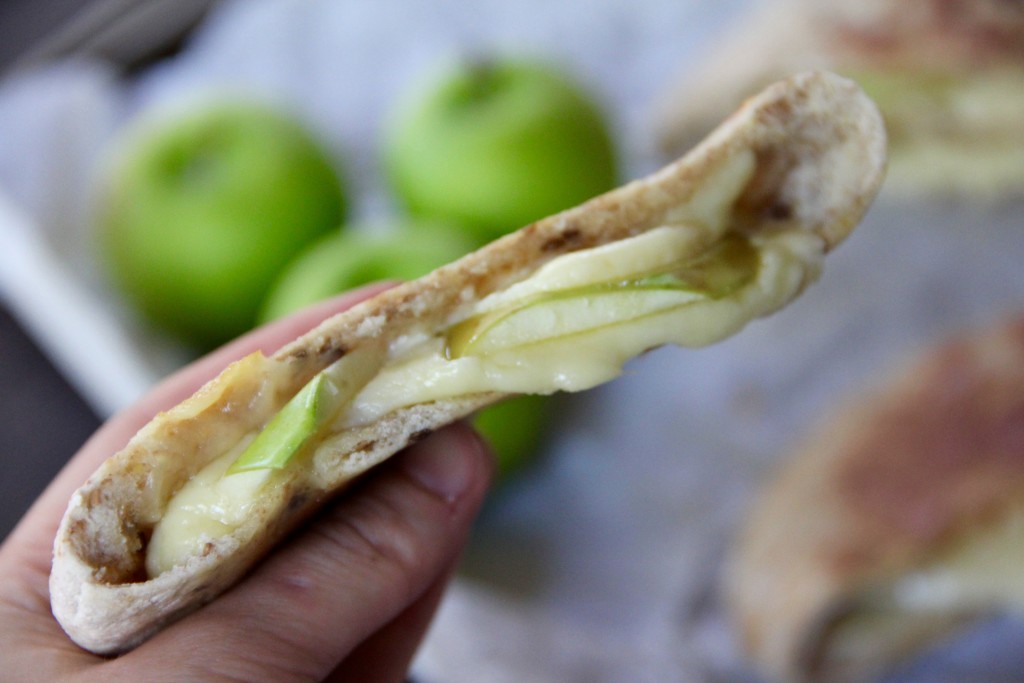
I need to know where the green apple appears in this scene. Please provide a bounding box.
[97,100,347,349]
[259,221,476,323]
[472,394,551,478]
[383,58,618,245]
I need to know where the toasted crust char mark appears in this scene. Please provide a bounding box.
[286,341,349,362]
[734,148,798,231]
[768,201,793,221]
[286,491,309,515]
[83,483,104,509]
[318,342,347,362]
[351,439,378,454]
[408,429,433,445]
[540,227,583,253]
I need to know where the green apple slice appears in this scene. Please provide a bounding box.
[446,285,702,358]
[447,234,757,357]
[226,373,333,473]
[146,345,385,575]
[229,344,385,474]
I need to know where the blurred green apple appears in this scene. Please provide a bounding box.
[472,394,551,478]
[259,222,475,323]
[384,58,618,245]
[97,100,347,349]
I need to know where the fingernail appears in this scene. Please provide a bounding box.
[402,427,481,503]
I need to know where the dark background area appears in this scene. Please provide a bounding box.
[0,307,100,540]
[0,0,87,68]
[0,0,214,541]
[1,0,99,542]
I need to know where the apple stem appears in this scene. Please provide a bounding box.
[463,57,501,103]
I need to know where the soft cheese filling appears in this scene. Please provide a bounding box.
[146,149,828,578]
[339,229,808,427]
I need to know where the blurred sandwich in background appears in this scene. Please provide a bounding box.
[726,314,1024,681]
[654,0,1024,200]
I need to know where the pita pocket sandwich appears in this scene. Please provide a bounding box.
[727,314,1024,682]
[50,71,886,655]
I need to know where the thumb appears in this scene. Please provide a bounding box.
[121,423,494,683]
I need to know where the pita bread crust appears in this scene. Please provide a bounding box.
[50,71,885,654]
[727,315,1024,682]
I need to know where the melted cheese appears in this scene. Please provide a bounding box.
[146,346,385,576]
[148,148,832,577]
[344,229,822,426]
[146,436,271,576]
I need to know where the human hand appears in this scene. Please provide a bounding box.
[0,284,495,682]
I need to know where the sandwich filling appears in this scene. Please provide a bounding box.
[849,68,1024,196]
[145,150,827,577]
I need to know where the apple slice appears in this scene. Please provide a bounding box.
[447,234,757,357]
[229,345,385,473]
[226,373,333,474]
[146,345,385,576]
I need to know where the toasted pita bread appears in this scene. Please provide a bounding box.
[50,71,885,655]
[727,314,1024,682]
[654,0,1024,200]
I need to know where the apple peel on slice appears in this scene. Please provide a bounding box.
[50,71,886,655]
